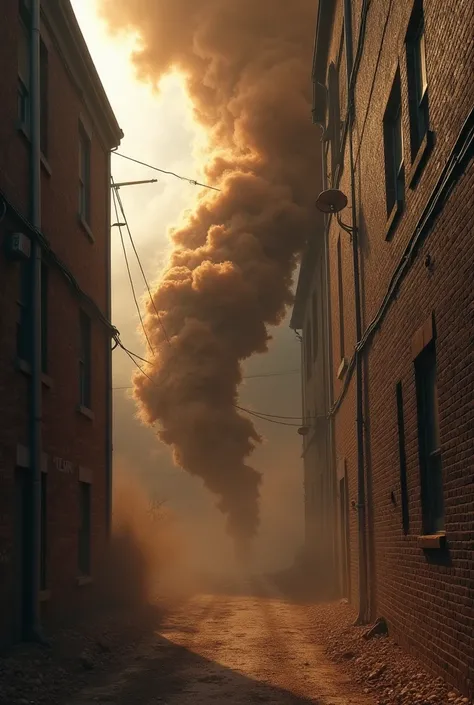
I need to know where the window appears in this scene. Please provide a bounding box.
[336,236,345,361]
[78,125,91,224]
[41,264,48,374]
[312,291,319,362]
[406,0,429,158]
[18,26,30,131]
[328,63,341,184]
[304,320,312,380]
[383,69,405,218]
[17,261,30,361]
[79,310,92,409]
[78,482,91,576]
[40,40,49,157]
[19,0,31,24]
[415,342,444,534]
[40,473,47,590]
[396,382,409,535]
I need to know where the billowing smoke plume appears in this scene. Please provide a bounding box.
[100,0,320,547]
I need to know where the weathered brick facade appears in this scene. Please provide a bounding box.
[0,0,121,644]
[293,0,474,695]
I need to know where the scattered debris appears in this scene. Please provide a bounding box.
[363,617,388,640]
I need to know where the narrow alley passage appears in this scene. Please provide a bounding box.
[67,583,373,705]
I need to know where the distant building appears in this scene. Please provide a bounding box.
[0,0,122,644]
[292,0,473,696]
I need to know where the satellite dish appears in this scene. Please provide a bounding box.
[315,188,348,214]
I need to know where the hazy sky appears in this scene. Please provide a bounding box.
[71,0,304,570]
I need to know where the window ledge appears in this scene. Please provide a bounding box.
[78,405,95,421]
[16,358,53,388]
[78,214,95,243]
[418,532,446,549]
[385,200,404,241]
[337,357,348,380]
[41,153,52,177]
[39,589,51,603]
[76,575,93,587]
[408,131,435,189]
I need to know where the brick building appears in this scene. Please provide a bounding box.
[292,0,474,695]
[0,0,122,644]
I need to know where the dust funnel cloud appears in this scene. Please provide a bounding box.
[101,0,320,548]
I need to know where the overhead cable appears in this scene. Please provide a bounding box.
[112,151,220,192]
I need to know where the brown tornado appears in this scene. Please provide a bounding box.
[100,0,320,551]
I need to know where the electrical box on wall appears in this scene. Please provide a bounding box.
[5,232,31,260]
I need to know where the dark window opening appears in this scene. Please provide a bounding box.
[40,40,48,157]
[17,261,30,362]
[312,291,319,362]
[79,125,91,224]
[41,264,48,374]
[18,26,30,132]
[396,382,409,535]
[79,310,92,409]
[383,69,405,217]
[336,236,345,360]
[406,0,429,158]
[40,473,47,590]
[328,63,341,184]
[304,320,312,380]
[415,342,444,535]
[78,482,91,577]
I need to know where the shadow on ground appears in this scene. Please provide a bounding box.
[71,633,320,705]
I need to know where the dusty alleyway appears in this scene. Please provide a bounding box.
[66,582,373,705]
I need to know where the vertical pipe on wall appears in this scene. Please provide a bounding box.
[343,0,369,624]
[28,0,43,641]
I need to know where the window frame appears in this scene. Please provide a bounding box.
[415,341,444,536]
[312,291,319,363]
[40,472,48,591]
[17,23,30,134]
[406,0,430,161]
[78,124,91,225]
[383,68,405,225]
[396,382,410,535]
[40,39,49,157]
[336,235,345,363]
[78,481,92,577]
[79,310,92,410]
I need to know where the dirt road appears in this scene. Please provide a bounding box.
[67,582,373,705]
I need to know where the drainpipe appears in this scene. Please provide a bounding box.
[28,0,43,641]
[343,0,369,624]
[105,152,113,537]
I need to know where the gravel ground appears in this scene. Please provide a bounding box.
[305,600,472,705]
[0,603,167,705]
[0,586,471,705]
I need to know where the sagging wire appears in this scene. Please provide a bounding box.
[112,151,221,193]
[111,183,154,354]
[112,180,171,344]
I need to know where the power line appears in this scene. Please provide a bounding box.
[112,151,221,192]
[112,182,171,344]
[112,368,299,390]
[111,184,154,354]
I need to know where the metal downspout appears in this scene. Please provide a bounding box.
[105,152,113,537]
[343,0,369,624]
[28,0,43,641]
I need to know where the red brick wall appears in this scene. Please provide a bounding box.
[0,4,112,642]
[320,0,474,694]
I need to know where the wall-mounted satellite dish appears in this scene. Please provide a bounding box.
[315,188,348,214]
